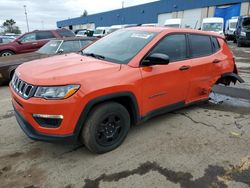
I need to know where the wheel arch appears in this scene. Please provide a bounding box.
[74,92,140,139]
[216,72,244,86]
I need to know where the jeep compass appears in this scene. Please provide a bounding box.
[10,27,243,153]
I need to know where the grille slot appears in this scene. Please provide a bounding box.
[11,74,35,99]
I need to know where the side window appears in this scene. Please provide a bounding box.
[189,34,212,57]
[20,33,36,42]
[36,31,54,40]
[150,34,187,62]
[0,38,2,43]
[59,41,80,53]
[57,30,75,37]
[80,40,93,48]
[211,37,220,52]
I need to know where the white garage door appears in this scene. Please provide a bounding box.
[158,13,172,26]
[182,8,202,29]
[73,23,95,30]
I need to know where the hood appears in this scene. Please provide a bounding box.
[0,52,51,68]
[16,53,121,85]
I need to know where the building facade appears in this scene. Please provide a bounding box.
[57,0,250,30]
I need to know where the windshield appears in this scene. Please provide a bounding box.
[165,24,180,28]
[242,18,250,28]
[94,29,104,35]
[229,22,237,29]
[82,30,156,64]
[38,40,62,54]
[202,23,223,32]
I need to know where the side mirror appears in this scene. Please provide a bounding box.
[142,53,170,66]
[58,49,64,54]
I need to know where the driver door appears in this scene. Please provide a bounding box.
[17,33,38,53]
[140,34,192,116]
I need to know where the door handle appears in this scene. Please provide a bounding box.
[32,42,38,45]
[179,65,191,71]
[213,59,221,64]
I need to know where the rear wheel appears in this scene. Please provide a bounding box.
[237,40,243,47]
[0,50,15,57]
[82,102,130,154]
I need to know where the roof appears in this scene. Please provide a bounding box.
[52,36,98,41]
[125,26,225,39]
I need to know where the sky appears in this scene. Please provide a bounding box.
[0,0,158,33]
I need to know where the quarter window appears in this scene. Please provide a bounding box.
[189,34,213,57]
[36,31,54,40]
[150,34,187,62]
[80,40,93,48]
[211,37,220,52]
[59,41,80,53]
[57,30,75,37]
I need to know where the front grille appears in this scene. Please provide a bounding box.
[247,32,250,40]
[11,74,36,99]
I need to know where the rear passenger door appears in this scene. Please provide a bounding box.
[140,34,192,115]
[186,34,215,103]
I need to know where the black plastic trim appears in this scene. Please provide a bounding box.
[73,92,140,138]
[141,101,185,122]
[219,72,245,83]
[14,106,78,143]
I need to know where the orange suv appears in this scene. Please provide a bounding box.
[10,27,244,153]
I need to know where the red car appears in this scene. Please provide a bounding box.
[0,29,75,57]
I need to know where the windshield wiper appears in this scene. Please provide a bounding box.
[82,52,105,60]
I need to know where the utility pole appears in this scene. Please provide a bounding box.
[122,1,124,8]
[23,5,29,32]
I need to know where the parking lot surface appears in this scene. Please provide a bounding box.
[0,43,250,188]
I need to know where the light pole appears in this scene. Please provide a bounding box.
[23,5,29,32]
[122,1,124,8]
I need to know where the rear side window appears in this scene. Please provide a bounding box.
[80,40,94,48]
[150,34,187,62]
[189,34,212,58]
[57,30,75,37]
[211,37,220,52]
[59,41,80,53]
[36,31,55,40]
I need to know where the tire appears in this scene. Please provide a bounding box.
[82,102,130,154]
[0,50,15,57]
[237,41,243,47]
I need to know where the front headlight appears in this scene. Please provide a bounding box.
[240,32,246,37]
[34,85,80,99]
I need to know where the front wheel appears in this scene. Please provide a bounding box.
[82,102,130,154]
[0,50,15,57]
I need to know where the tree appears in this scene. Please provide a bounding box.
[81,10,88,17]
[2,19,21,34]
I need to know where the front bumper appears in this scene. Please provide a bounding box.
[14,106,78,143]
[10,84,86,143]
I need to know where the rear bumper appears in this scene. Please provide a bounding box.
[14,106,78,143]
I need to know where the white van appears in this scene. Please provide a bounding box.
[164,19,182,28]
[93,27,109,37]
[225,17,238,40]
[141,23,158,27]
[106,25,125,34]
[201,17,224,35]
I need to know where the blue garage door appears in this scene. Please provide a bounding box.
[214,3,241,25]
